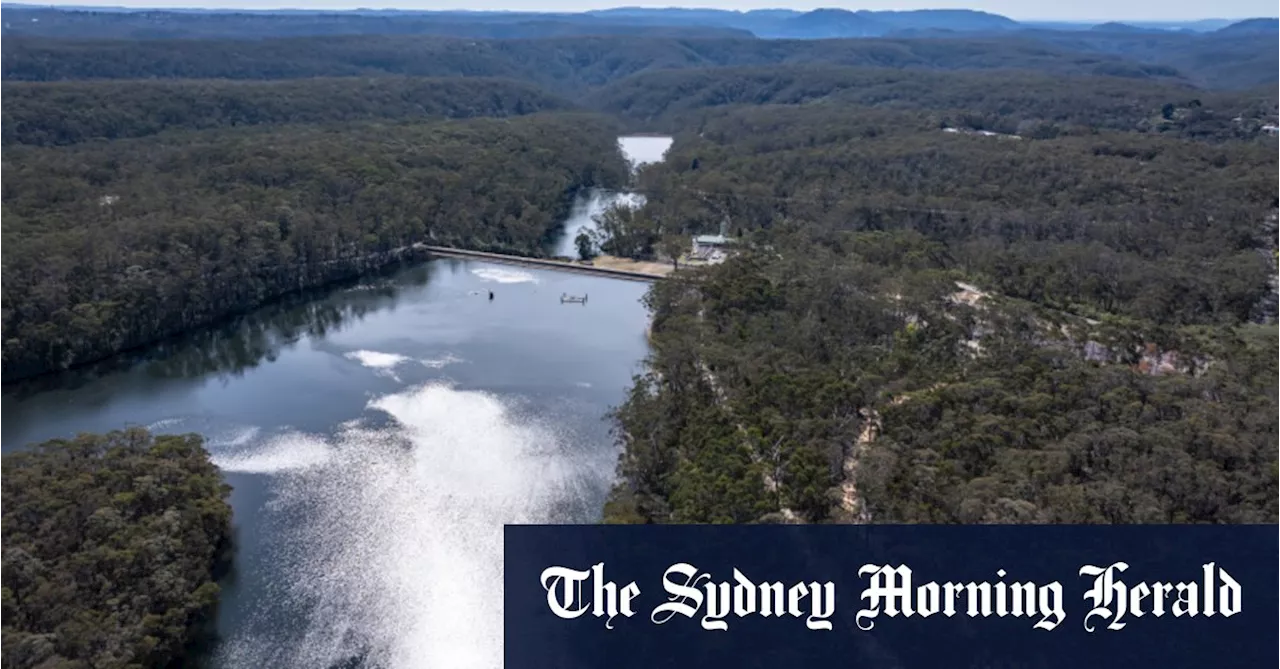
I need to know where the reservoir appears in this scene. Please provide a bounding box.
[0,136,671,668]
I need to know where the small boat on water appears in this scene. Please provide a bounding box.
[560,293,588,304]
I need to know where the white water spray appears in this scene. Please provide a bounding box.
[469,267,538,284]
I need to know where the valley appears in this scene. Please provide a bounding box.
[1,5,1276,669]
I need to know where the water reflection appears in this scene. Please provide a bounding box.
[143,280,405,380]
[0,266,421,451]
[0,252,655,668]
[1,262,429,401]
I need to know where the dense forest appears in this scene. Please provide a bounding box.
[6,63,1273,153]
[0,33,1198,88]
[2,77,575,146]
[1,114,629,378]
[1019,27,1280,89]
[0,11,1276,669]
[2,429,233,667]
[3,7,1270,41]
[1,10,1277,665]
[5,17,1259,104]
[603,242,1278,524]
[0,7,755,40]
[599,101,1278,525]
[589,65,1280,141]
[606,104,1276,325]
[1,8,1276,525]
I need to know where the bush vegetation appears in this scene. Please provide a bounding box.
[2,429,233,668]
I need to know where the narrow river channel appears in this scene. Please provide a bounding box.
[553,135,672,258]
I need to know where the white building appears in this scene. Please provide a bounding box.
[691,234,733,263]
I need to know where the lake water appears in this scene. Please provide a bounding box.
[0,135,672,669]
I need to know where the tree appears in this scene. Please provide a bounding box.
[1,113,631,380]
[659,234,687,269]
[2,429,234,668]
[575,231,595,260]
[600,100,1277,527]
[594,204,659,259]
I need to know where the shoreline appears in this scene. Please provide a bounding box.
[2,248,665,388]
[1,247,430,386]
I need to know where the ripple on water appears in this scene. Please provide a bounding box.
[146,417,186,432]
[469,267,537,284]
[345,350,464,383]
[345,351,411,370]
[419,353,465,369]
[344,350,411,382]
[212,432,333,475]
[208,426,262,449]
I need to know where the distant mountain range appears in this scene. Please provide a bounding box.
[1090,22,1160,33]
[1026,18,1238,32]
[0,4,1275,40]
[1216,17,1280,34]
[585,7,1020,38]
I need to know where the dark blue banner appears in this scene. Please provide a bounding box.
[505,525,1277,669]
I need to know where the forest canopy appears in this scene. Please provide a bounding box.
[0,34,1208,90]
[1,76,576,147]
[0,17,1277,669]
[1,11,1276,533]
[1,429,233,668]
[599,101,1278,526]
[589,65,1280,141]
[1,113,629,379]
[621,103,1277,325]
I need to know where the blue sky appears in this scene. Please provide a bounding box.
[28,1,1278,21]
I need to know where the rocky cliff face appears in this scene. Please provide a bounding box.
[1252,211,1279,324]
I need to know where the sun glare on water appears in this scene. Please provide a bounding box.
[215,382,608,669]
